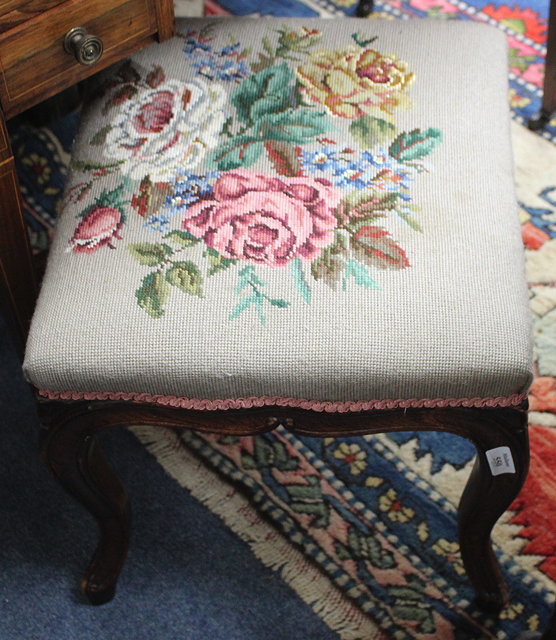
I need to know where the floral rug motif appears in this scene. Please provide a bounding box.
[9,0,556,638]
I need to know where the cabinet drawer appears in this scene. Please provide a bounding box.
[0,1,67,34]
[0,0,157,117]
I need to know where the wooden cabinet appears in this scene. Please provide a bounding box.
[0,0,175,349]
[0,0,174,118]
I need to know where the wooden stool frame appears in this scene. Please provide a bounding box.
[40,399,529,607]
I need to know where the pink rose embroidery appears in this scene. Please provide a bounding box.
[182,171,342,266]
[70,206,123,253]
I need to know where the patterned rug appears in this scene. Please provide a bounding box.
[8,0,556,637]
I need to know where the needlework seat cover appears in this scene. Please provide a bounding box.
[23,17,533,412]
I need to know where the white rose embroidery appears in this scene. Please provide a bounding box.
[104,79,226,181]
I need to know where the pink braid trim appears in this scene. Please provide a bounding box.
[36,388,528,412]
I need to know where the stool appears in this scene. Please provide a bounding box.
[23,17,533,607]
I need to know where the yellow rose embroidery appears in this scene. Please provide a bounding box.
[296,46,414,119]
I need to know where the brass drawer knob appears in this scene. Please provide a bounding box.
[63,27,103,66]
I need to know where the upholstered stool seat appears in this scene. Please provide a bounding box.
[24,17,533,607]
[24,17,531,410]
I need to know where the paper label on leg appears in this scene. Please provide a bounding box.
[485,446,516,476]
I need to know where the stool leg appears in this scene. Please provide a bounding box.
[540,606,556,639]
[515,604,556,639]
[457,407,529,611]
[355,0,374,17]
[41,404,131,605]
[529,0,556,130]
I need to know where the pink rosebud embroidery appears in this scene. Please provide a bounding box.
[70,206,123,253]
[182,170,342,267]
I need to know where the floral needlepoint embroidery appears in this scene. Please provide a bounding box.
[104,78,226,180]
[70,206,123,253]
[182,171,341,266]
[68,25,442,322]
[69,184,127,253]
[295,44,414,119]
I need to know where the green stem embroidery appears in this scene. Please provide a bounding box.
[351,33,378,48]
[343,259,380,291]
[230,265,290,324]
[291,258,312,304]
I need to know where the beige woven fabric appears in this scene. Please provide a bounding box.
[23,17,533,409]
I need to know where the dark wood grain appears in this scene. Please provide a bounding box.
[0,109,37,352]
[516,605,556,639]
[544,0,556,115]
[40,399,529,608]
[0,0,66,34]
[154,0,176,41]
[541,607,556,639]
[0,0,158,117]
[41,404,131,605]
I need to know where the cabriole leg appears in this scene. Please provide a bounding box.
[40,404,131,605]
[457,407,529,611]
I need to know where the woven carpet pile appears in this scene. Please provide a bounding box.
[9,0,556,637]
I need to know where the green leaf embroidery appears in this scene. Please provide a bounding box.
[344,259,380,290]
[275,26,322,57]
[231,63,294,124]
[90,125,114,146]
[165,261,204,297]
[351,32,378,48]
[164,230,200,248]
[204,248,237,276]
[128,243,173,266]
[260,108,330,144]
[263,140,302,177]
[292,259,311,303]
[350,227,410,271]
[389,128,442,162]
[76,184,128,224]
[269,298,290,308]
[338,191,397,228]
[396,210,423,233]
[230,294,259,321]
[70,159,123,173]
[135,271,170,318]
[210,137,264,171]
[349,116,396,148]
[230,265,290,324]
[386,575,435,633]
[95,183,128,209]
[310,233,348,290]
